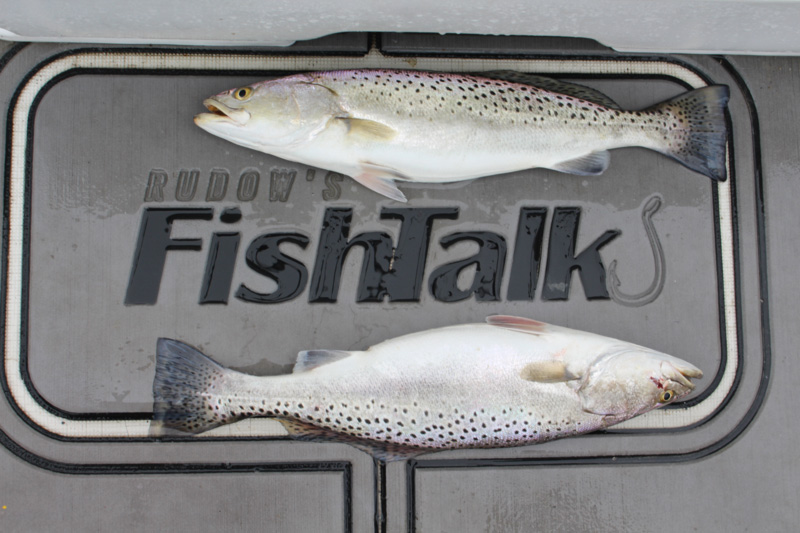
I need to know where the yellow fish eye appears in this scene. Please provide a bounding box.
[233,87,253,101]
[659,390,676,403]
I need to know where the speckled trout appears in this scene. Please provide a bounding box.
[152,316,702,461]
[194,69,729,202]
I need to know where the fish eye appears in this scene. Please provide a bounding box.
[659,390,676,403]
[233,87,253,101]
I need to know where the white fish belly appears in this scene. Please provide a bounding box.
[300,71,661,182]
[227,325,614,450]
[291,111,636,184]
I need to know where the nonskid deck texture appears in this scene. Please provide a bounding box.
[0,36,784,532]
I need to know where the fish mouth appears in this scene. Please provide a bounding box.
[194,98,251,126]
[667,361,703,390]
[678,364,703,380]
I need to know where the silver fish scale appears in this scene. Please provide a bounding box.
[313,69,644,147]
[218,370,606,451]
[153,322,703,459]
[195,68,729,197]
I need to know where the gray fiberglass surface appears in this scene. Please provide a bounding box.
[29,73,719,414]
[0,37,781,532]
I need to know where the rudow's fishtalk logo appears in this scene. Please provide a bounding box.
[126,177,667,308]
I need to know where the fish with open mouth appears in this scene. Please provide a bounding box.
[193,69,730,202]
[152,316,702,461]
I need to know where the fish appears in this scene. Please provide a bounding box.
[152,315,702,461]
[193,69,730,202]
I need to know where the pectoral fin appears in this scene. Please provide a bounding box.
[337,117,397,141]
[520,361,579,383]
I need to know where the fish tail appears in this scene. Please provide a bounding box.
[650,85,730,181]
[152,338,239,435]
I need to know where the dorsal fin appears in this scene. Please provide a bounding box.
[294,349,352,373]
[477,71,621,110]
[486,315,550,335]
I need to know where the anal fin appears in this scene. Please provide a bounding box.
[351,161,410,202]
[278,418,337,439]
[551,150,610,176]
[278,419,424,462]
[294,349,351,373]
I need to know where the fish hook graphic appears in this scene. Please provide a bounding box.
[607,194,665,307]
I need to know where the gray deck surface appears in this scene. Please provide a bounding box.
[0,35,795,532]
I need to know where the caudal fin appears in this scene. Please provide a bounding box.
[652,85,730,181]
[152,338,237,435]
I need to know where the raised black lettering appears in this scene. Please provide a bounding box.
[125,207,214,305]
[199,233,241,304]
[541,207,620,300]
[219,207,242,224]
[308,208,393,303]
[381,207,459,301]
[507,207,548,300]
[236,233,310,303]
[429,231,507,302]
